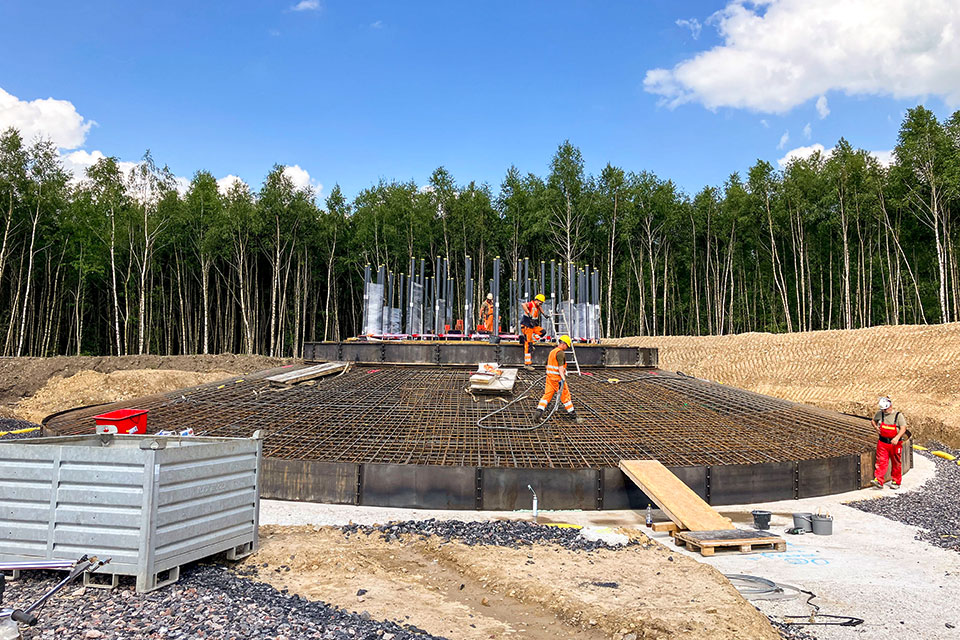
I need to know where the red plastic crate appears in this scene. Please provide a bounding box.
[92,408,149,434]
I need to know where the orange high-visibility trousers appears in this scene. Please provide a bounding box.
[538,376,574,414]
[521,326,545,364]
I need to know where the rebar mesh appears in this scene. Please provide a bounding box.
[44,366,876,469]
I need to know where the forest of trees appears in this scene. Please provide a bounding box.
[1,105,959,357]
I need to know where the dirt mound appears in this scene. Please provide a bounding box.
[15,369,240,424]
[247,525,779,640]
[611,323,960,447]
[0,354,286,407]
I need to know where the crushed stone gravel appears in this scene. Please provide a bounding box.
[847,442,960,553]
[339,518,637,551]
[7,564,443,640]
[0,418,41,439]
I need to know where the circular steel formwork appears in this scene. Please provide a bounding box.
[43,343,902,510]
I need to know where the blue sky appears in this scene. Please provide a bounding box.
[1,0,957,200]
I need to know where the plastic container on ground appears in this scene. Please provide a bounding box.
[0,433,261,592]
[751,510,772,530]
[92,408,149,435]
[792,512,813,532]
[811,513,834,535]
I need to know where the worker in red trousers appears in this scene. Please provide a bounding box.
[870,396,908,490]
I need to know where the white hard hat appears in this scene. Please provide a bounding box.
[486,293,493,300]
[878,396,892,410]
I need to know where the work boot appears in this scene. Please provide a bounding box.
[524,364,534,371]
[568,410,583,424]
[532,409,544,423]
[869,478,883,489]
[889,482,900,490]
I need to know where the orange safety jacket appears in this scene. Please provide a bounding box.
[546,346,567,380]
[479,300,495,323]
[521,300,541,320]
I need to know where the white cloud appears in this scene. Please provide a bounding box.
[0,86,95,149]
[816,95,830,119]
[59,149,138,184]
[370,20,384,29]
[803,122,812,139]
[217,174,247,194]
[870,150,894,166]
[760,119,769,128]
[777,144,895,168]
[777,130,790,149]
[778,143,828,167]
[283,164,322,196]
[290,0,320,11]
[645,0,960,112]
[675,18,702,39]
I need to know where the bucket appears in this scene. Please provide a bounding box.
[93,408,148,435]
[751,509,772,530]
[792,512,813,532]
[811,513,833,535]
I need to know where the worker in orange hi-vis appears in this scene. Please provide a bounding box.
[534,335,582,424]
[870,396,909,490]
[519,294,546,368]
[478,293,495,333]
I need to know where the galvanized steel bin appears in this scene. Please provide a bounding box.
[0,433,261,592]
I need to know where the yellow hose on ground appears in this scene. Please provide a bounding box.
[0,426,40,437]
[932,451,957,461]
[912,444,928,451]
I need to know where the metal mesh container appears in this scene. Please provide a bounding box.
[0,433,261,592]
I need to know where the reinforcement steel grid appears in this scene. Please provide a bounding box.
[44,366,876,469]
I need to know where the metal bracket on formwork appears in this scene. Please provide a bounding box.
[354,465,364,506]
[793,461,800,499]
[474,468,483,510]
[596,469,604,510]
[705,466,712,504]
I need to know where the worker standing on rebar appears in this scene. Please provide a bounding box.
[534,335,581,423]
[870,396,908,490]
[520,294,546,367]
[478,293,495,333]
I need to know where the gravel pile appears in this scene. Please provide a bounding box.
[0,418,41,439]
[848,442,960,553]
[9,564,443,640]
[339,518,635,551]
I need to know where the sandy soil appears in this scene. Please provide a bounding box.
[0,354,286,423]
[246,526,779,640]
[612,323,960,447]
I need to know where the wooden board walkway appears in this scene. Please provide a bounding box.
[266,362,349,385]
[619,460,734,532]
[673,529,786,556]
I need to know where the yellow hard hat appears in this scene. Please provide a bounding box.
[535,294,546,303]
[559,335,572,347]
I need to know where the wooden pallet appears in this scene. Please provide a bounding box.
[674,529,786,557]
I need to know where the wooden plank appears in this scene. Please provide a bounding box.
[266,362,348,385]
[651,522,679,534]
[619,460,734,532]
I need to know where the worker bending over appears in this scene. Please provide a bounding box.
[478,293,495,333]
[870,396,908,490]
[534,335,581,423]
[520,294,546,367]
